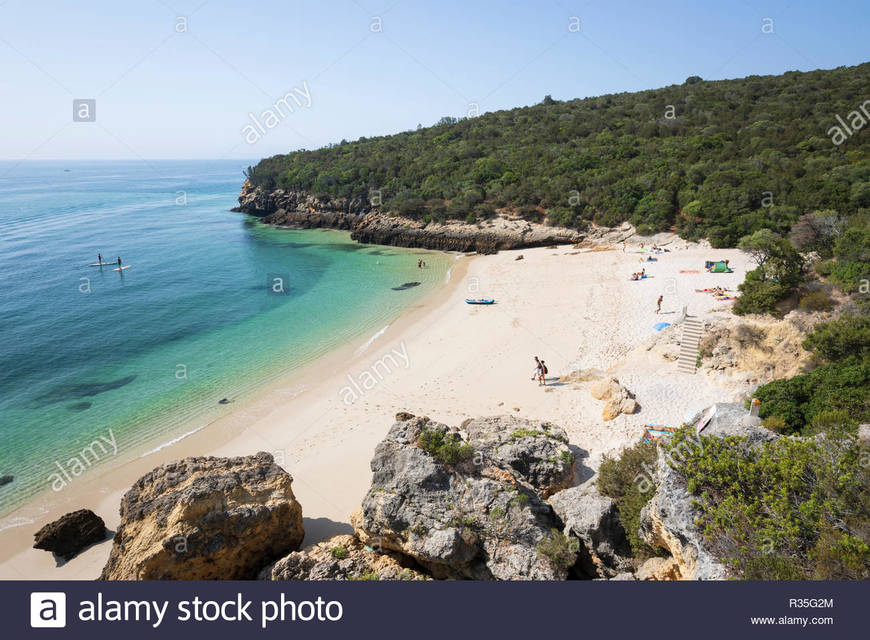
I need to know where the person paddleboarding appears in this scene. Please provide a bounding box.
[98,253,102,264]
[117,256,122,269]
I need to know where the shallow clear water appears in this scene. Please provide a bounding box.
[0,160,449,515]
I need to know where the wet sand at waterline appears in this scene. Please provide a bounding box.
[0,243,754,579]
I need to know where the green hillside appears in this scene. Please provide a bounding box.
[246,62,870,247]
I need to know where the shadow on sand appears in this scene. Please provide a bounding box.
[301,517,354,548]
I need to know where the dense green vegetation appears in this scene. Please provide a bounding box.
[814,222,870,292]
[246,63,870,246]
[597,440,659,558]
[665,426,869,580]
[733,228,806,314]
[754,312,870,435]
[803,313,870,362]
[598,422,869,579]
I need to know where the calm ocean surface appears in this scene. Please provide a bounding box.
[0,160,450,516]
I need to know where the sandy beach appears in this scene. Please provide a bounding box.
[0,240,753,580]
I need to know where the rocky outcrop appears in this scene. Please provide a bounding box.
[636,556,682,581]
[0,475,12,487]
[460,416,575,498]
[234,181,368,220]
[589,376,637,421]
[352,414,577,580]
[548,485,630,578]
[100,452,303,580]
[691,403,780,447]
[260,533,428,581]
[33,509,107,560]
[635,404,779,579]
[234,181,583,254]
[638,447,728,580]
[350,213,582,255]
[648,311,830,386]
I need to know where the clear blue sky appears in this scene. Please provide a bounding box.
[1,0,867,160]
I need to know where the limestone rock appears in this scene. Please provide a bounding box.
[234,181,583,255]
[460,416,575,497]
[636,556,682,581]
[33,509,107,560]
[548,485,629,578]
[609,571,637,581]
[590,377,637,421]
[589,377,619,400]
[353,415,573,580]
[100,452,303,580]
[260,533,428,581]
[691,403,779,447]
[638,448,727,580]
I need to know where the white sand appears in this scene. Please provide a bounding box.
[0,242,753,579]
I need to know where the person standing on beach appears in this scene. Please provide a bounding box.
[656,295,663,314]
[538,359,548,386]
[532,356,541,381]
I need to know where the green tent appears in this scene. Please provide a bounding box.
[711,261,732,273]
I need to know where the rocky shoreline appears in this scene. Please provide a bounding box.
[32,410,782,581]
[233,180,584,254]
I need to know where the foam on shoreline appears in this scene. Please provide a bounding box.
[355,324,390,356]
[139,424,207,458]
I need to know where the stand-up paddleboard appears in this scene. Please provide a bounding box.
[113,266,131,271]
[89,262,117,266]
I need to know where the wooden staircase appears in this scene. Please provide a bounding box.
[677,317,703,374]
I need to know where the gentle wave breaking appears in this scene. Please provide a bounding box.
[139,424,207,457]
[355,324,390,356]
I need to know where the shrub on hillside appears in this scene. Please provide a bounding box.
[597,440,659,557]
[536,529,580,572]
[798,289,833,312]
[803,314,870,362]
[734,269,791,315]
[753,358,870,434]
[664,426,870,580]
[828,260,869,293]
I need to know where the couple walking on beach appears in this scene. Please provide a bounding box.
[532,356,548,386]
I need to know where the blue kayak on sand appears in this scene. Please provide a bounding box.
[465,298,495,305]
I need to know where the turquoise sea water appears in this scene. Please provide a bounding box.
[0,160,450,516]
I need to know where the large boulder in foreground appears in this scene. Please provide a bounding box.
[638,447,727,580]
[260,533,428,581]
[461,415,575,497]
[353,415,575,580]
[100,452,303,580]
[33,509,106,560]
[548,485,629,578]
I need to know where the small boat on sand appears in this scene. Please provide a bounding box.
[465,298,495,305]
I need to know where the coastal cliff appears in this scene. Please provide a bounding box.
[233,180,584,254]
